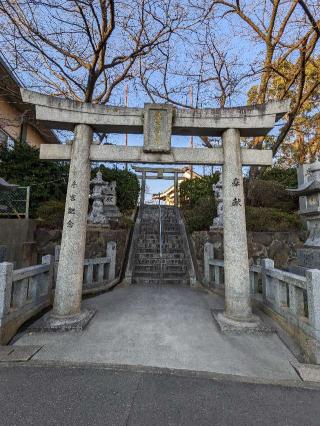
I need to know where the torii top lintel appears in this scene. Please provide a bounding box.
[21,89,289,138]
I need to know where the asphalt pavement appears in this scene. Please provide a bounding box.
[0,363,319,426]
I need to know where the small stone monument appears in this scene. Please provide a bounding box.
[103,180,121,220]
[288,159,320,273]
[88,171,109,226]
[211,175,223,230]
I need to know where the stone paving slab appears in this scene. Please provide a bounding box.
[0,346,42,362]
[0,346,14,356]
[291,362,320,382]
[13,285,299,381]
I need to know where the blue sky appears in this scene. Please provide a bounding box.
[3,1,306,199]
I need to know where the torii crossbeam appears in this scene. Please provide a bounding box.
[132,165,186,206]
[21,89,289,333]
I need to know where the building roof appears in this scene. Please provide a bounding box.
[0,177,18,192]
[152,168,202,201]
[0,55,59,144]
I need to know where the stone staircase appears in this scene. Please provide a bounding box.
[131,205,191,286]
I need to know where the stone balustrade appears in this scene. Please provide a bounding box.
[54,241,116,293]
[0,241,117,344]
[0,255,54,344]
[204,242,320,363]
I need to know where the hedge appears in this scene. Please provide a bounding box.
[246,207,303,232]
[245,179,298,212]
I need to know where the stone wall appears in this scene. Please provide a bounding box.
[0,219,37,268]
[0,217,131,276]
[192,230,308,279]
[36,225,130,278]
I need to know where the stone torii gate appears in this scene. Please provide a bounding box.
[132,166,185,206]
[21,89,289,332]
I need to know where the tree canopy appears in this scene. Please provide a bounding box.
[0,1,319,165]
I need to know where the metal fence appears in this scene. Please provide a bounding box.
[0,186,30,218]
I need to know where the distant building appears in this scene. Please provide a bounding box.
[152,167,201,205]
[0,55,59,148]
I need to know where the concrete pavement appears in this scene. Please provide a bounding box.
[0,363,319,426]
[14,285,299,381]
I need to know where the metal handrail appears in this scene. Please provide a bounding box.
[158,193,163,260]
[158,193,163,283]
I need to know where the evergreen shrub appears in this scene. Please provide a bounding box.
[36,200,65,227]
[245,179,298,212]
[246,206,303,232]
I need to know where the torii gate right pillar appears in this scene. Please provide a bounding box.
[214,128,268,332]
[221,129,252,322]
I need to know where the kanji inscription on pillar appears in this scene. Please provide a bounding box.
[143,103,173,153]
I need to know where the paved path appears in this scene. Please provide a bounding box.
[0,363,319,426]
[14,285,299,381]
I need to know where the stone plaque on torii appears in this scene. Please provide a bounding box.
[20,88,289,332]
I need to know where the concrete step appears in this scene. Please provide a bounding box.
[137,235,182,241]
[135,252,186,259]
[136,244,184,251]
[132,277,190,286]
[134,259,187,266]
[133,267,186,278]
[135,250,185,256]
[134,266,188,274]
[130,205,191,286]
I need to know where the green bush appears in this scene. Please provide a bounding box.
[245,179,298,212]
[93,165,140,212]
[246,206,302,232]
[180,174,219,208]
[183,196,216,233]
[36,200,66,227]
[260,166,298,188]
[0,141,68,217]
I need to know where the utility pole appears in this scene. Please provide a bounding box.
[124,84,128,171]
[189,86,194,179]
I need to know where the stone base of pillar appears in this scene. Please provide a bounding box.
[28,308,96,332]
[212,309,275,335]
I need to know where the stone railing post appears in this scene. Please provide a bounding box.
[306,269,320,335]
[174,172,179,206]
[0,262,13,322]
[140,171,146,206]
[107,241,116,281]
[204,242,214,287]
[42,255,54,296]
[289,284,305,318]
[54,245,60,262]
[261,258,274,303]
[84,264,93,286]
[214,265,221,289]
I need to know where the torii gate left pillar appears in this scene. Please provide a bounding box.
[21,89,289,332]
[51,124,95,327]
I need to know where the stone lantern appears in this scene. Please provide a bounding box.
[88,171,122,225]
[288,159,320,273]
